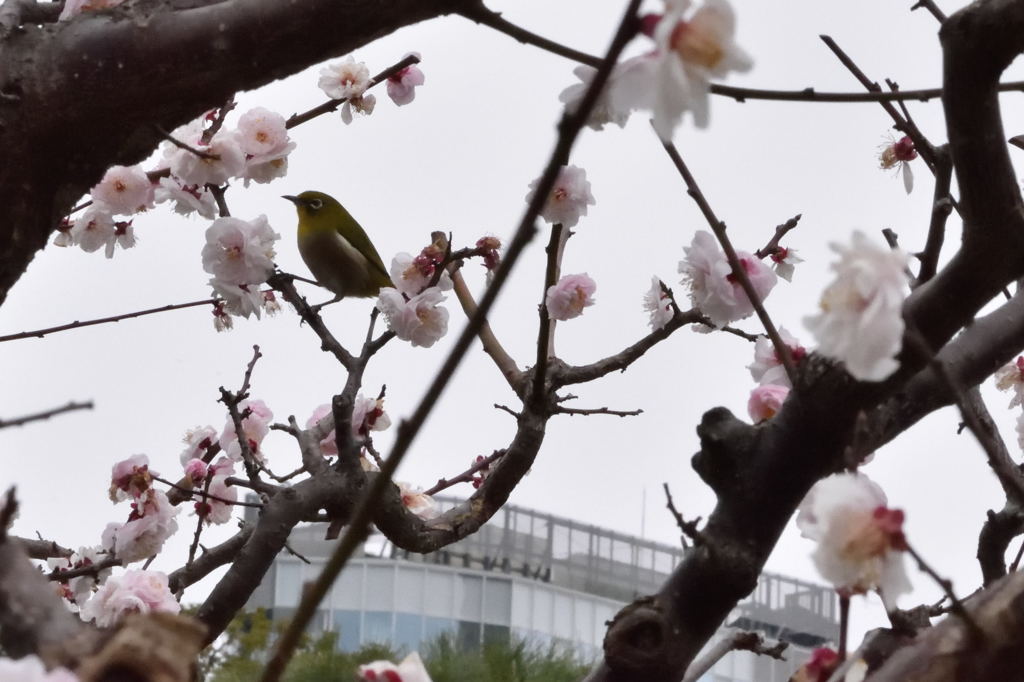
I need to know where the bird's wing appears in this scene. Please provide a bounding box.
[336,217,393,286]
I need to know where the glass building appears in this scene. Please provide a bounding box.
[245,497,838,681]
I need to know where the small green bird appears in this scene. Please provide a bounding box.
[282,191,394,303]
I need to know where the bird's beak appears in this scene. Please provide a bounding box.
[282,195,300,205]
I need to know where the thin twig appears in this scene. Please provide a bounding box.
[185,476,214,575]
[910,0,947,23]
[200,96,237,145]
[424,450,505,496]
[904,541,980,637]
[838,594,850,660]
[533,223,566,404]
[0,298,218,343]
[449,269,522,390]
[659,136,798,386]
[208,183,230,218]
[285,54,421,128]
[754,215,802,259]
[0,401,93,429]
[1009,537,1024,573]
[152,475,263,509]
[916,145,953,285]
[48,557,121,582]
[153,126,220,160]
[680,630,786,682]
[556,405,643,417]
[663,483,704,547]
[257,4,643,678]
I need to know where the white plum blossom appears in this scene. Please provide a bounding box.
[797,472,911,610]
[643,276,674,330]
[387,55,425,106]
[803,231,910,382]
[747,384,789,422]
[994,356,1024,408]
[341,93,376,124]
[235,107,295,186]
[108,490,179,563]
[748,328,805,388]
[235,107,289,157]
[680,230,777,326]
[526,165,596,228]
[79,569,180,628]
[306,403,339,457]
[389,251,452,298]
[90,165,154,215]
[770,246,803,282]
[358,651,433,682]
[219,398,274,462]
[1017,412,1024,453]
[69,206,116,254]
[0,655,79,681]
[398,483,439,521]
[611,0,753,139]
[880,135,918,194]
[318,56,371,100]
[48,545,112,608]
[202,216,278,284]
[559,64,632,131]
[353,394,391,437]
[210,280,265,319]
[167,129,246,187]
[179,425,218,467]
[376,287,450,348]
[154,177,218,219]
[546,273,597,321]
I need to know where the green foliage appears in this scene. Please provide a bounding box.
[206,611,589,682]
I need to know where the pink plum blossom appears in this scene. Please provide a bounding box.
[90,165,154,215]
[306,403,339,457]
[318,56,371,100]
[0,655,79,681]
[747,384,789,422]
[1017,413,1024,453]
[797,472,911,609]
[376,287,449,348]
[387,55,425,106]
[79,569,180,628]
[197,477,236,525]
[183,458,208,483]
[58,0,124,20]
[770,246,803,282]
[108,454,153,502]
[526,165,596,228]
[48,545,111,608]
[994,356,1024,409]
[154,177,218,219]
[109,490,179,563]
[546,273,597,321]
[219,398,274,462]
[179,425,217,466]
[389,249,452,298]
[642,276,674,330]
[747,328,805,388]
[790,647,840,682]
[611,0,753,139]
[680,230,777,326]
[398,483,438,520]
[880,135,918,194]
[803,231,909,382]
[358,652,433,682]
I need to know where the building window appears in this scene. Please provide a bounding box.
[457,620,482,651]
[364,611,393,645]
[455,574,483,621]
[394,612,423,654]
[424,572,453,618]
[275,563,301,607]
[483,624,510,647]
[483,578,512,625]
[334,610,360,652]
[365,565,395,610]
[424,616,455,643]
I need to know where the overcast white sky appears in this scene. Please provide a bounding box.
[2,0,1021,645]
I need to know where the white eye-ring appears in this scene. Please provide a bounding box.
[308,198,323,210]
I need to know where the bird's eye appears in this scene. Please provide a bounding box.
[308,198,323,210]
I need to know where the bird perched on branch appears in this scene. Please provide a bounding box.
[283,191,393,304]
